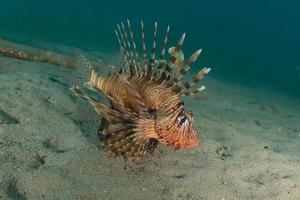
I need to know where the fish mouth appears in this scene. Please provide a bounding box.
[184,137,200,148]
[173,136,200,150]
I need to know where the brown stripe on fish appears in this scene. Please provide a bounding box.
[146,139,159,154]
[168,33,185,71]
[158,94,181,116]
[184,82,191,89]
[154,62,166,80]
[172,49,202,84]
[182,91,190,96]
[159,64,172,81]
[172,84,181,93]
[181,86,206,97]
[191,67,211,84]
[181,67,211,92]
[192,86,206,94]
[150,22,158,61]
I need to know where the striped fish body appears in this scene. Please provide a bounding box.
[72,20,211,160]
[90,69,178,113]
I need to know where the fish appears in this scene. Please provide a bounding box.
[71,20,211,160]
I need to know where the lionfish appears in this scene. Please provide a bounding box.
[72,20,211,160]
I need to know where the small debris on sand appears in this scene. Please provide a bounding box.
[0,109,19,124]
[216,146,231,158]
[259,104,277,113]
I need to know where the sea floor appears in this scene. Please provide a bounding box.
[0,50,299,200]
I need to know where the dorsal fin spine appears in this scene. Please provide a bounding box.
[172,48,202,83]
[147,22,158,75]
[121,22,136,72]
[127,19,140,73]
[117,24,131,67]
[141,21,147,73]
[159,25,170,60]
[115,30,129,70]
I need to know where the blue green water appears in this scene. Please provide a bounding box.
[0,0,300,97]
[0,2,300,199]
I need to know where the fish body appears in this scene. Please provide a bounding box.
[72,20,210,160]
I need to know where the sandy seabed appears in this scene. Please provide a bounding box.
[0,52,299,200]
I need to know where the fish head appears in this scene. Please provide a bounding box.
[173,110,200,150]
[159,109,200,150]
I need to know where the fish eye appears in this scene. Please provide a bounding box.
[178,114,188,126]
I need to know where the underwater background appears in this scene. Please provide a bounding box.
[0,0,300,97]
[0,1,300,200]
